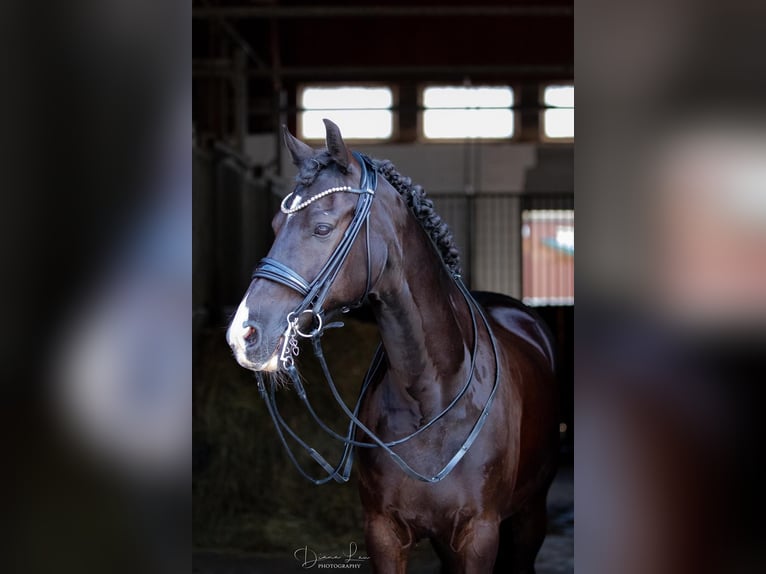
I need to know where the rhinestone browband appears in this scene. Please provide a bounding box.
[281,186,372,215]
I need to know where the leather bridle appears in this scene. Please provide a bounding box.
[252,151,376,369]
[248,152,501,485]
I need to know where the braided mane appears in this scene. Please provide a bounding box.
[293,153,461,275]
[374,159,461,275]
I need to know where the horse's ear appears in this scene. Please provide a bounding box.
[323,118,350,171]
[282,125,314,165]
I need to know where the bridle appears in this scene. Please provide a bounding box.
[248,152,501,485]
[252,151,377,370]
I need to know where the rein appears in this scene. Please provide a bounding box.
[250,153,501,484]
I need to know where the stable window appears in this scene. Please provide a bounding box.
[521,209,574,306]
[422,86,515,139]
[299,85,394,140]
[542,84,574,140]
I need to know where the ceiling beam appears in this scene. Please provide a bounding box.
[193,5,573,19]
[193,61,573,79]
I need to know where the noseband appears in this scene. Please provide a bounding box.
[248,152,501,487]
[252,151,376,369]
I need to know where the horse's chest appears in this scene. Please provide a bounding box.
[358,442,499,513]
[359,471,488,541]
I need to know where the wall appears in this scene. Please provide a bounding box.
[245,135,573,194]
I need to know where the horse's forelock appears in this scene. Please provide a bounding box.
[295,150,333,186]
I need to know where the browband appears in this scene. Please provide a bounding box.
[280,152,376,215]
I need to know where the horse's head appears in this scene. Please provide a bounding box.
[226,120,392,372]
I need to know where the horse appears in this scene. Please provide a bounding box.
[226,119,559,574]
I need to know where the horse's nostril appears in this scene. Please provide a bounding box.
[242,320,261,347]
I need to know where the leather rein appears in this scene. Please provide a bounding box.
[249,152,501,485]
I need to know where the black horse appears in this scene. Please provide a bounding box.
[227,119,558,573]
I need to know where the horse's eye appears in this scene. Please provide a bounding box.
[313,223,334,237]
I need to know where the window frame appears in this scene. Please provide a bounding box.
[540,83,574,143]
[417,83,519,143]
[297,82,398,143]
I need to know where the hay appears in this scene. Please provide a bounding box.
[193,318,379,552]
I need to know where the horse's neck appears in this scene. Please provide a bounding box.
[371,223,472,408]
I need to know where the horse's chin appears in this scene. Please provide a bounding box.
[235,351,280,373]
[255,351,281,373]
[240,337,283,373]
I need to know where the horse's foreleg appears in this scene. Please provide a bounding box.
[364,514,410,574]
[494,492,548,574]
[449,516,501,574]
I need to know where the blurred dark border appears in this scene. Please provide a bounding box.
[1,2,189,574]
[576,1,766,572]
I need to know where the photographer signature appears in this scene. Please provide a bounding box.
[293,542,370,569]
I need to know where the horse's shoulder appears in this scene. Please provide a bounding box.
[470,290,556,371]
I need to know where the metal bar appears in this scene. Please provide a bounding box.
[200,0,268,70]
[518,196,525,301]
[212,141,253,169]
[269,19,284,176]
[233,49,248,152]
[193,63,573,79]
[193,5,573,19]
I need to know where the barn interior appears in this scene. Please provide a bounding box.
[192,1,573,572]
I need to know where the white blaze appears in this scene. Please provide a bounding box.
[286,193,303,220]
[226,293,282,372]
[226,295,259,370]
